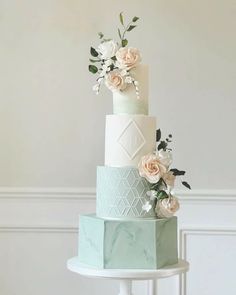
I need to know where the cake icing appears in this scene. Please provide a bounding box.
[96,166,156,219]
[79,214,178,269]
[105,114,156,167]
[112,64,148,114]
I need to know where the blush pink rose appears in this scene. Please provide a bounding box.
[105,69,127,92]
[138,153,167,184]
[155,196,180,218]
[116,47,141,69]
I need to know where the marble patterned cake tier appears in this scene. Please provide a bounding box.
[78,214,178,269]
[96,166,156,219]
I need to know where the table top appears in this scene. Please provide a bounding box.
[67,257,189,280]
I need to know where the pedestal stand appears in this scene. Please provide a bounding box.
[67,257,189,295]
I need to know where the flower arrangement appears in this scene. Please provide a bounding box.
[139,129,191,218]
[89,13,141,97]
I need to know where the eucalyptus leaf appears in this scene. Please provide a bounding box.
[157,141,167,151]
[90,47,99,57]
[157,190,169,200]
[156,129,161,142]
[132,16,139,22]
[89,58,100,63]
[89,65,98,74]
[121,39,128,47]
[182,181,191,189]
[127,25,136,32]
[118,28,122,39]
[170,168,186,176]
[119,12,124,25]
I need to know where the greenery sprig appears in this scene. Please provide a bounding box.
[156,129,191,190]
[118,12,139,47]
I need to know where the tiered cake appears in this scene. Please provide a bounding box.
[77,13,190,270]
[78,62,178,269]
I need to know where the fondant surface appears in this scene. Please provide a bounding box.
[96,166,156,219]
[78,214,178,269]
[105,115,156,167]
[112,64,149,115]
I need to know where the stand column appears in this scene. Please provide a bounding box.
[118,279,133,295]
[148,279,158,295]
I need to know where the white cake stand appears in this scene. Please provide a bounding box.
[67,257,189,295]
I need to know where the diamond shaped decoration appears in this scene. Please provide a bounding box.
[117,120,146,160]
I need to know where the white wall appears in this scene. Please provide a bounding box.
[0,0,235,295]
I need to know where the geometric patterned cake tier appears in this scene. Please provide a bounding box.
[96,166,157,219]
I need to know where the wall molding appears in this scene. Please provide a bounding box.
[0,187,235,202]
[0,187,96,200]
[179,227,236,295]
[0,225,78,233]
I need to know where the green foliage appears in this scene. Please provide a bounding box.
[182,181,191,189]
[88,65,98,74]
[90,47,98,57]
[121,39,128,47]
[170,168,186,176]
[157,140,168,151]
[89,58,100,63]
[127,25,136,32]
[117,13,140,47]
[156,190,169,200]
[156,129,161,142]
[98,32,104,39]
[119,12,124,25]
[118,28,122,39]
[132,16,139,22]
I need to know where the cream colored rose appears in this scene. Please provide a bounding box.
[98,40,118,60]
[155,196,180,218]
[138,153,167,184]
[116,47,141,69]
[105,70,127,92]
[162,171,176,188]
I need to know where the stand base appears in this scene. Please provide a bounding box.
[67,257,189,295]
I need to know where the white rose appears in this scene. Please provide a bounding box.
[98,40,118,60]
[138,153,167,184]
[105,69,127,92]
[116,47,141,69]
[155,196,180,218]
[157,149,173,168]
[162,171,176,188]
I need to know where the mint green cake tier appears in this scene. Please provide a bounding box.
[113,94,148,115]
[78,214,178,269]
[96,166,156,219]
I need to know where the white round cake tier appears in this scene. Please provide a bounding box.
[105,114,156,167]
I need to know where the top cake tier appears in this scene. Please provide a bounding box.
[113,64,149,115]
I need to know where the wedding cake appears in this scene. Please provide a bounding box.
[78,14,190,269]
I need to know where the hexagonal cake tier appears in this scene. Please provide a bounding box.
[96,166,156,219]
[78,214,178,269]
